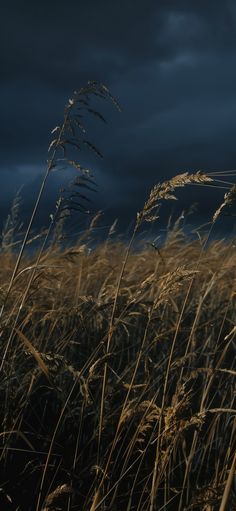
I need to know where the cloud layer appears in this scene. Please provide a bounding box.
[1,0,236,231]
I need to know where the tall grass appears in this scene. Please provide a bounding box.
[0,85,236,511]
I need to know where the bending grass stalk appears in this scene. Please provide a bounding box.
[219,451,236,511]
[95,171,213,509]
[0,112,69,372]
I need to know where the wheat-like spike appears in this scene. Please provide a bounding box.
[89,210,103,230]
[153,267,199,308]
[1,187,23,250]
[108,218,118,236]
[42,484,73,510]
[119,399,138,425]
[213,184,236,222]
[137,171,212,226]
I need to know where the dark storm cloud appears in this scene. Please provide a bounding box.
[1,0,236,230]
[1,1,158,84]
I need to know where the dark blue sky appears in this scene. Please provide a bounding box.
[1,0,236,234]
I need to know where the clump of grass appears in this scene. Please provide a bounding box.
[0,85,236,511]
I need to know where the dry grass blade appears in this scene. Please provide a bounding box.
[219,451,236,511]
[89,488,101,511]
[15,327,50,380]
[224,324,236,339]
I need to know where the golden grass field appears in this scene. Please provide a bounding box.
[1,213,236,510]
